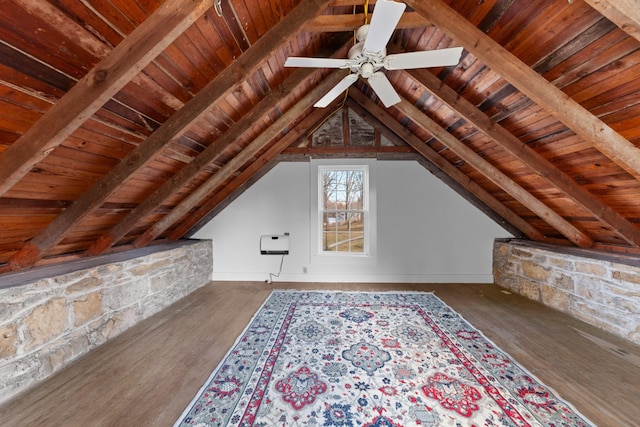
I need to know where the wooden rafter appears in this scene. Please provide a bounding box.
[404,0,640,181]
[173,106,337,239]
[332,0,380,5]
[344,98,526,239]
[5,0,337,270]
[349,89,543,241]
[134,71,348,247]
[0,0,216,196]
[86,66,319,256]
[583,0,640,42]
[86,38,354,255]
[304,12,428,32]
[393,96,594,248]
[402,67,640,248]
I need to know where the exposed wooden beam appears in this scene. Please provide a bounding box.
[134,71,347,247]
[393,96,594,248]
[0,0,215,196]
[332,0,379,5]
[349,89,543,240]
[583,0,640,43]
[345,98,525,239]
[404,0,640,181]
[86,66,319,256]
[5,0,337,271]
[13,0,112,59]
[87,39,354,255]
[342,107,351,146]
[179,100,419,237]
[303,12,428,32]
[180,107,421,239]
[283,146,415,155]
[175,107,334,238]
[402,67,640,248]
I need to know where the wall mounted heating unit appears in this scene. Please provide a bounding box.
[260,234,289,255]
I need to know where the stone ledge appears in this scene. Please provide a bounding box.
[0,240,212,406]
[0,240,204,289]
[494,239,640,346]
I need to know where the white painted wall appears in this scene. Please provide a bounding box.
[192,159,510,283]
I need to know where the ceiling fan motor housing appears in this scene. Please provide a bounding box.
[348,39,386,76]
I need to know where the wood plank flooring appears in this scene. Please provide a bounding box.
[1,282,639,426]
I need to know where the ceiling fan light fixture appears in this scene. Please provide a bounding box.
[361,62,374,78]
[284,0,463,108]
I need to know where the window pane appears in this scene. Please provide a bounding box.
[322,232,337,251]
[320,166,368,255]
[350,231,364,252]
[348,212,363,229]
[348,198,363,210]
[345,170,363,210]
[323,213,338,232]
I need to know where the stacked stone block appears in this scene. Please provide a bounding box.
[0,240,212,405]
[494,239,640,346]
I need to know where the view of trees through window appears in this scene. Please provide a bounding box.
[320,168,366,253]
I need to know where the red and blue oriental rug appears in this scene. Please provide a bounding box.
[174,291,593,426]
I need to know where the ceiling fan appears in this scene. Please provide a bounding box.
[285,0,463,108]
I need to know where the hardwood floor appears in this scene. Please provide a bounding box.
[1,281,639,426]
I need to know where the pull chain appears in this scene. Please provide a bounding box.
[364,0,369,24]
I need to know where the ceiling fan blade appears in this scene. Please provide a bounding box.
[363,0,406,54]
[285,57,352,68]
[314,74,359,108]
[384,47,464,70]
[367,71,401,107]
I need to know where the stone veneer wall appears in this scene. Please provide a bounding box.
[0,240,212,405]
[493,238,640,346]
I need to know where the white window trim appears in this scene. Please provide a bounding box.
[309,159,377,265]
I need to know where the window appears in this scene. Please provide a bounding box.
[319,166,369,254]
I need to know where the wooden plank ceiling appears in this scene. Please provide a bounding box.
[0,0,639,273]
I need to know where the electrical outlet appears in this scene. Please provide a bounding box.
[302,266,308,274]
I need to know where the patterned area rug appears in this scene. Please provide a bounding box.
[174,291,593,426]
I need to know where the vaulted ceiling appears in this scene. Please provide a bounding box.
[1,0,639,274]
